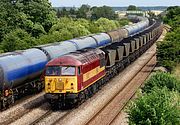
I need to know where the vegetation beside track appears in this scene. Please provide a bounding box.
[127,72,180,125]
[0,1,129,53]
[157,6,180,71]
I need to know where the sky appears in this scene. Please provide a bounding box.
[49,0,180,7]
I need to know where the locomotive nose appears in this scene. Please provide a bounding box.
[45,77,77,93]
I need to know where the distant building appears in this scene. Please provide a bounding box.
[115,10,163,18]
[150,10,163,16]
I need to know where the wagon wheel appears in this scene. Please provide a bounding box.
[0,100,2,110]
[78,92,85,104]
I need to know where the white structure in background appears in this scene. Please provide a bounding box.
[115,10,163,18]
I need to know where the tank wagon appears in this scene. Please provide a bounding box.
[0,15,152,109]
[44,20,163,108]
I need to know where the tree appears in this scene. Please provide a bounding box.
[69,7,76,15]
[1,29,36,52]
[91,6,117,20]
[0,0,57,43]
[127,5,141,11]
[76,4,90,18]
[16,0,57,32]
[95,18,117,32]
[60,7,70,17]
[56,9,61,18]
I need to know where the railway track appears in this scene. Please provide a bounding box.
[28,110,70,125]
[86,54,156,125]
[0,92,45,125]
[29,110,53,125]
[109,55,157,125]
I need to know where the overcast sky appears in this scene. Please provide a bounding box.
[49,0,180,7]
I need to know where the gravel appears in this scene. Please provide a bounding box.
[36,111,69,125]
[0,92,45,125]
[9,103,50,125]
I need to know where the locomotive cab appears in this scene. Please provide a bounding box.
[45,65,81,94]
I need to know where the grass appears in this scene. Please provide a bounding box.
[173,64,180,80]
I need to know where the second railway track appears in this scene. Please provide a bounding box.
[86,53,156,125]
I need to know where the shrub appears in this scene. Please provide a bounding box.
[142,72,180,93]
[127,87,180,125]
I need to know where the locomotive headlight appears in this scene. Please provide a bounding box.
[58,78,62,82]
[47,83,51,88]
[71,83,74,89]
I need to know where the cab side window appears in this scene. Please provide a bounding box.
[78,67,81,75]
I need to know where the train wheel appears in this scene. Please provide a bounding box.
[92,84,97,94]
[0,101,2,110]
[88,87,93,98]
[2,99,7,110]
[84,89,89,100]
[51,103,59,110]
[36,82,42,92]
[78,92,85,104]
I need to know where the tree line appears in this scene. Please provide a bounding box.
[56,5,118,20]
[0,1,129,53]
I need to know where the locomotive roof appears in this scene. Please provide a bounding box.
[47,48,103,67]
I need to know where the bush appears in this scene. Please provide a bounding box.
[157,6,180,71]
[142,72,180,93]
[127,87,180,125]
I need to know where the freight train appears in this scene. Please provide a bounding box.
[0,15,154,110]
[44,20,163,108]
